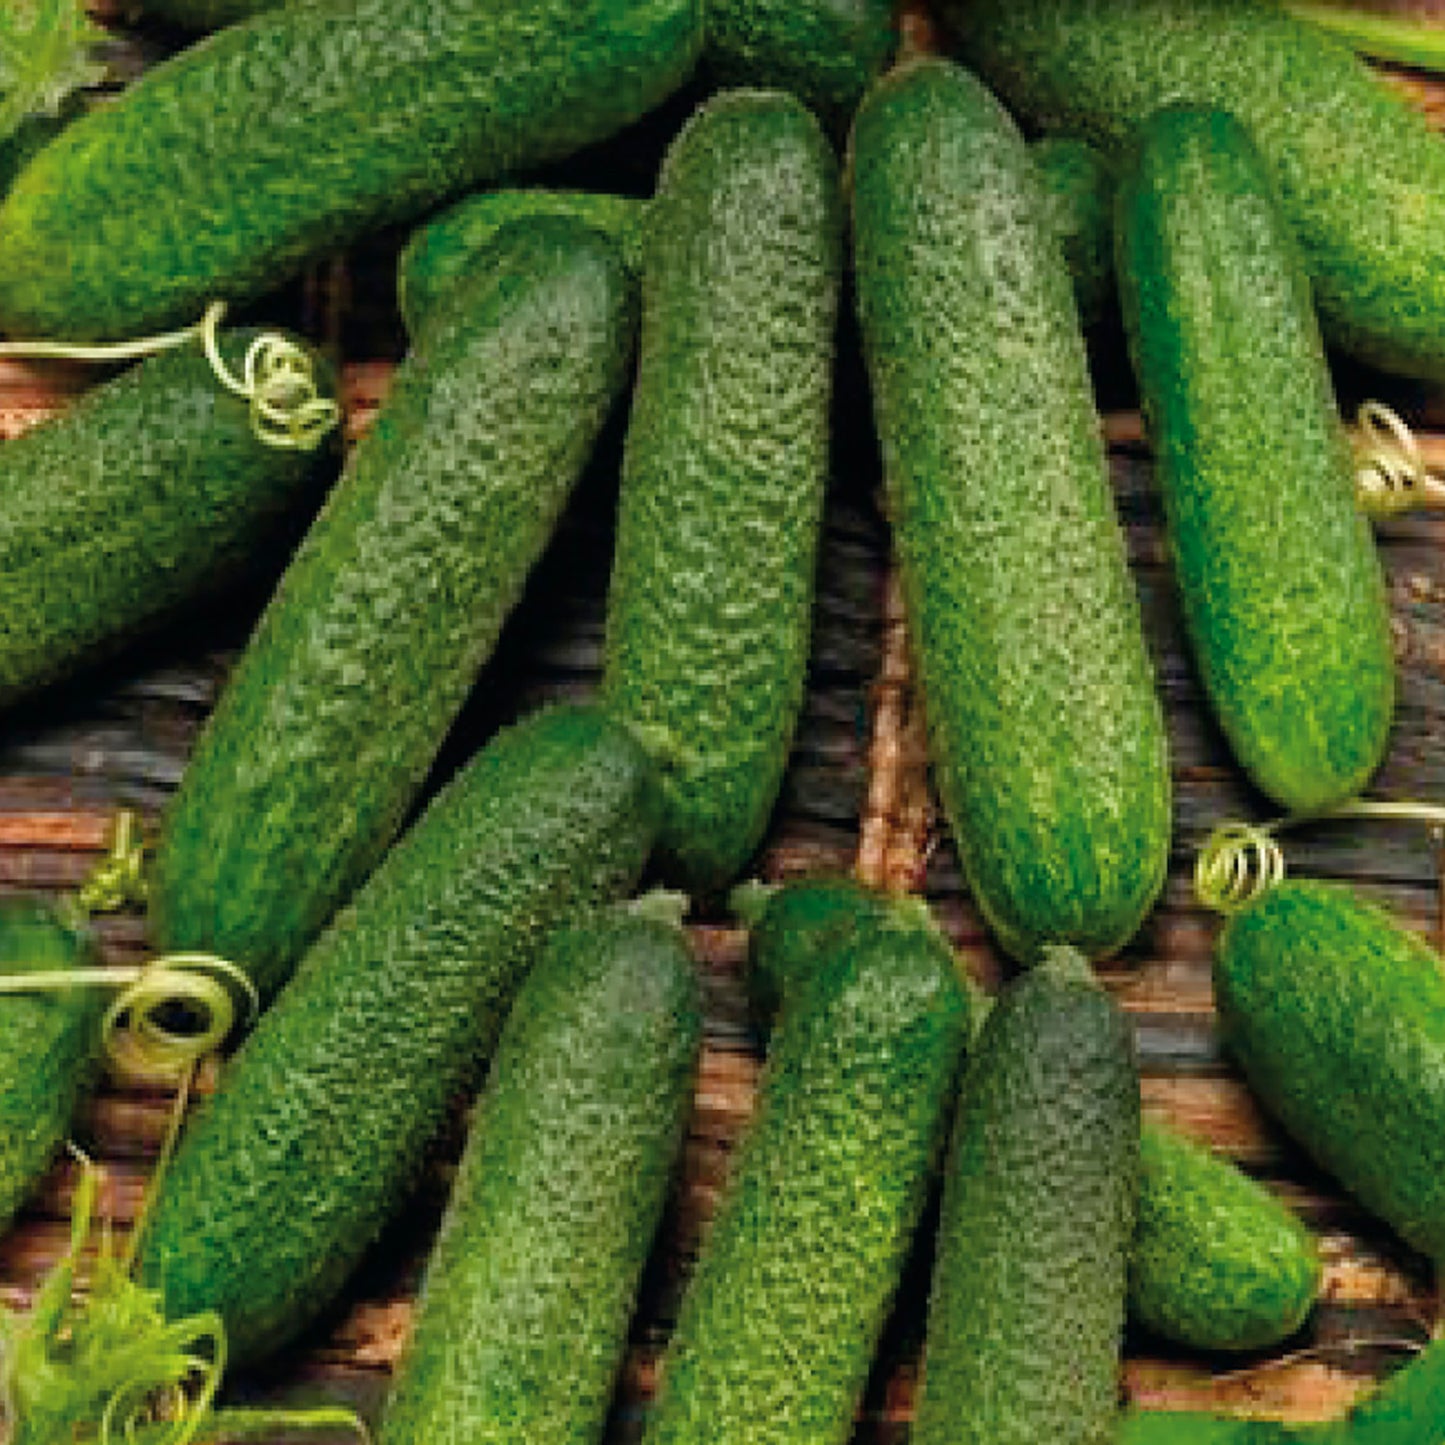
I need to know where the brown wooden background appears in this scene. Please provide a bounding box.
[2,2,1443,1437]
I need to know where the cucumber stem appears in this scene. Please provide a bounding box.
[1283,1,1445,73]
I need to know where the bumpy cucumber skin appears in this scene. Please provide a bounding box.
[399,190,646,340]
[0,331,330,710]
[602,90,841,895]
[642,891,975,1445]
[944,0,1445,382]
[1215,878,1445,1269]
[379,908,701,1445]
[1115,107,1393,814]
[915,948,1139,1445]
[850,58,1171,964]
[151,221,636,1005]
[0,0,701,339]
[702,0,895,130]
[136,703,660,1366]
[1033,137,1115,329]
[0,900,102,1231]
[1119,1416,1297,1445]
[1131,1121,1320,1351]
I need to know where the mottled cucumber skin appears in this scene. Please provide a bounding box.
[850,57,1171,963]
[379,908,701,1445]
[0,899,103,1232]
[1214,878,1445,1270]
[399,189,646,340]
[151,221,636,1005]
[1119,1416,1297,1445]
[943,0,1445,382]
[0,330,331,710]
[641,890,975,1445]
[1131,1121,1320,1351]
[1115,107,1393,813]
[0,0,701,339]
[702,0,896,130]
[602,90,841,894]
[135,703,661,1367]
[1034,137,1115,329]
[914,948,1139,1445]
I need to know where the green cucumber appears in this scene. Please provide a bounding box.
[1034,136,1115,329]
[641,884,976,1445]
[914,946,1139,1445]
[942,0,1445,382]
[399,189,646,341]
[1115,106,1393,814]
[850,56,1171,963]
[151,219,635,1004]
[135,701,660,1366]
[0,329,333,710]
[378,904,701,1445]
[0,0,700,340]
[701,0,896,130]
[602,89,841,894]
[1119,1416,1296,1444]
[0,898,102,1231]
[1132,1121,1320,1351]
[1214,877,1445,1269]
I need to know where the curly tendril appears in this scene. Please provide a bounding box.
[1354,400,1445,516]
[1194,821,1286,915]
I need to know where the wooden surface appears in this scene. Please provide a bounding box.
[2,2,1443,1439]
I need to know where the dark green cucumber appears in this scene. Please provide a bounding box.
[702,0,895,130]
[943,0,1445,382]
[1214,877,1445,1269]
[378,904,701,1445]
[0,329,332,710]
[914,947,1139,1445]
[1115,106,1393,813]
[399,189,646,340]
[1119,1416,1296,1444]
[0,899,103,1231]
[0,0,700,339]
[151,219,635,1004]
[602,89,841,894]
[1132,1121,1320,1351]
[850,57,1171,963]
[641,886,976,1445]
[1034,136,1115,329]
[135,702,660,1366]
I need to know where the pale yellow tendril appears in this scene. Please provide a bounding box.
[1194,820,1286,915]
[1354,400,1445,516]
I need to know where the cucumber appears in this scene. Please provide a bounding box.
[942,0,1445,382]
[399,189,646,341]
[1034,136,1115,329]
[378,904,701,1445]
[151,219,635,1005]
[641,884,976,1445]
[850,56,1171,963]
[602,89,841,894]
[134,701,661,1366]
[0,329,333,710]
[1213,877,1445,1270]
[702,0,895,130]
[1115,106,1393,814]
[0,898,103,1231]
[914,946,1139,1445]
[1132,1121,1320,1351]
[0,0,701,340]
[1120,1416,1296,1444]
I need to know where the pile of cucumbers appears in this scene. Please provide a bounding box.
[2,0,1445,1439]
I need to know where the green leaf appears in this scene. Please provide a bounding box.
[0,0,107,145]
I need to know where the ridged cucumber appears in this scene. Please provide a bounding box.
[602,89,841,894]
[1115,106,1393,813]
[943,0,1445,381]
[913,947,1139,1445]
[0,899,102,1231]
[850,56,1171,962]
[151,219,635,1004]
[0,0,700,339]
[1034,136,1115,328]
[135,702,660,1365]
[378,904,701,1445]
[641,884,975,1445]
[399,189,645,340]
[1214,877,1445,1269]
[0,329,333,710]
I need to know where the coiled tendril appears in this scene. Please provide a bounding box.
[1194,821,1286,915]
[1354,400,1445,516]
